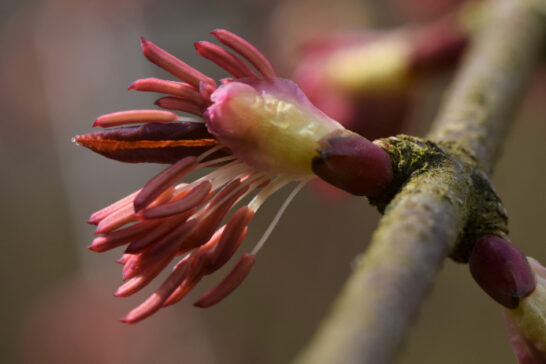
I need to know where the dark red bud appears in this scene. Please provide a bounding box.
[469,235,536,309]
[311,130,393,196]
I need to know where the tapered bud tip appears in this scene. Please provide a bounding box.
[469,235,535,309]
[311,129,393,196]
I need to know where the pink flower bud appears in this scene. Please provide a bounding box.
[469,235,535,309]
[311,130,393,196]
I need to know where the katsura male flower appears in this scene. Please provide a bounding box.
[74,30,393,323]
[292,13,469,140]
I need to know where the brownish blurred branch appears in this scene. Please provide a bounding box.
[293,0,546,363]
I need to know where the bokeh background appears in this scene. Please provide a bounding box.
[1,0,544,363]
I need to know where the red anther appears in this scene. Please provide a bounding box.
[88,220,159,252]
[138,181,212,220]
[95,186,173,235]
[195,41,258,79]
[186,180,249,248]
[126,219,197,279]
[93,110,178,128]
[134,156,198,212]
[311,130,393,196]
[154,96,204,116]
[120,259,190,324]
[129,78,207,105]
[203,206,254,274]
[211,29,275,79]
[95,203,138,235]
[88,189,140,225]
[162,258,206,307]
[469,235,536,309]
[125,213,192,254]
[194,253,256,308]
[140,37,216,88]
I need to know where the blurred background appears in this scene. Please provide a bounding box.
[1,0,544,363]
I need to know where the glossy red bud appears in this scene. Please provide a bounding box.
[311,130,393,196]
[469,235,535,309]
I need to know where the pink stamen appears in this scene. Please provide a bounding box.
[193,253,256,308]
[138,181,212,220]
[96,187,174,235]
[116,255,175,297]
[95,204,138,235]
[92,110,178,128]
[125,212,193,254]
[194,41,258,79]
[134,156,198,212]
[116,254,131,265]
[88,220,159,252]
[88,190,141,225]
[203,206,254,274]
[121,254,139,279]
[129,78,208,105]
[162,258,206,307]
[120,259,190,324]
[199,81,216,100]
[124,219,197,280]
[140,37,216,88]
[186,180,249,248]
[155,96,204,116]
[211,29,275,79]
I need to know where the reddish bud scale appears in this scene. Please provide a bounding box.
[194,253,256,308]
[469,235,536,309]
[312,130,393,196]
[74,123,222,164]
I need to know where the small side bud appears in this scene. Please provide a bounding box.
[311,130,393,196]
[469,235,536,309]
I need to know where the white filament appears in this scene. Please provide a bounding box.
[196,144,226,162]
[250,178,309,255]
[176,115,205,123]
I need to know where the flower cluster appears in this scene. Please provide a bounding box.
[75,30,393,323]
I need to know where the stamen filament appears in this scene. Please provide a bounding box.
[250,178,309,255]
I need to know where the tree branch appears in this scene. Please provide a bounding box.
[293,1,545,364]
